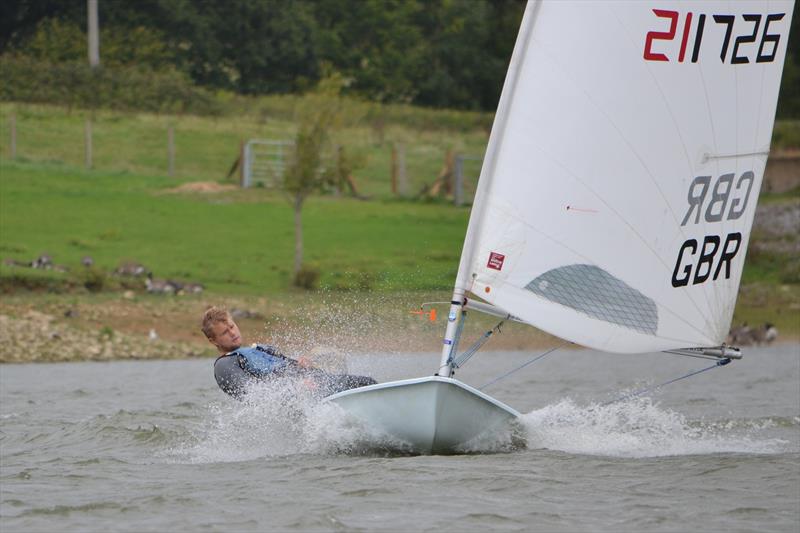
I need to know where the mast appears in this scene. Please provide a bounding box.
[437,0,541,377]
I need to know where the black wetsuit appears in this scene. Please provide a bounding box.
[213,344,376,399]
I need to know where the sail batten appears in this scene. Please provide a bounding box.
[455,0,793,354]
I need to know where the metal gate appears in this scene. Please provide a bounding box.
[242,139,294,188]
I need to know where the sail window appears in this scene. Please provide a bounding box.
[525,264,658,335]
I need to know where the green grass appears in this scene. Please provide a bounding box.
[729,282,800,338]
[0,100,513,295]
[772,120,800,150]
[0,160,469,294]
[0,102,490,199]
[757,185,800,204]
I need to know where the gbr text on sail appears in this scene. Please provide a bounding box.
[671,172,755,288]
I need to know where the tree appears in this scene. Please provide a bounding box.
[777,12,800,118]
[283,74,346,286]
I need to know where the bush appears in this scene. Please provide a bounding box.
[325,270,377,291]
[77,266,109,292]
[0,272,72,293]
[293,265,320,290]
[0,55,221,115]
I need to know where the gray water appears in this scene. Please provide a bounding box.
[1,345,799,532]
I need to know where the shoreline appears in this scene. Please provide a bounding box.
[1,294,795,364]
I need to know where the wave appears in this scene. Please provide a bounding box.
[520,397,792,458]
[157,382,795,462]
[163,380,422,463]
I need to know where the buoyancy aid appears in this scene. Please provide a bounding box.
[233,344,298,377]
[213,344,300,397]
[213,344,378,399]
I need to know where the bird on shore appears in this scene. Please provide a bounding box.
[727,322,778,346]
[30,254,52,269]
[115,262,149,277]
[145,273,176,294]
[179,282,204,294]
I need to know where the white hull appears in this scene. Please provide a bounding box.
[324,376,521,454]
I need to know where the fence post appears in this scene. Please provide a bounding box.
[397,143,407,197]
[444,149,454,195]
[9,114,16,159]
[454,154,464,206]
[84,118,93,169]
[167,125,175,177]
[239,140,245,186]
[391,143,398,195]
[242,141,251,188]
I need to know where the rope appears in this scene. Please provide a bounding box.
[478,342,568,390]
[602,357,732,406]
[451,319,505,369]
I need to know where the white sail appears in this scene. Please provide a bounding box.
[459,0,794,353]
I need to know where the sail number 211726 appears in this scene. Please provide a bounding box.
[644,9,786,64]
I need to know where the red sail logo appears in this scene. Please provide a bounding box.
[487,252,505,271]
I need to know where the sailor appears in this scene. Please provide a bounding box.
[202,306,377,399]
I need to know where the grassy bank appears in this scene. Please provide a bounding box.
[0,160,472,293]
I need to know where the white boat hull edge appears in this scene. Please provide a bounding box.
[323,376,522,454]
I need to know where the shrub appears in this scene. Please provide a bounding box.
[0,55,221,115]
[77,267,108,292]
[293,265,320,290]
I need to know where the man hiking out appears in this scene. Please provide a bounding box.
[202,306,377,399]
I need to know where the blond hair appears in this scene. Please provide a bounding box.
[201,306,231,339]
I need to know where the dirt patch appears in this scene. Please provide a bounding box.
[0,289,794,364]
[0,293,564,363]
[763,150,800,194]
[0,309,209,363]
[165,181,238,194]
[752,200,800,255]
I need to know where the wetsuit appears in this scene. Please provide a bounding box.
[213,344,376,399]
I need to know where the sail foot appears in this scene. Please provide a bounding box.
[664,346,743,360]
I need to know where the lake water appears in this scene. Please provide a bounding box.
[1,345,798,531]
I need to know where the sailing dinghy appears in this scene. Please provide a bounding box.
[326,0,794,454]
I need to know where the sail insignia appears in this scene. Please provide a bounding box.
[525,264,658,335]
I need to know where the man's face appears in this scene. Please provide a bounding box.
[208,318,242,353]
